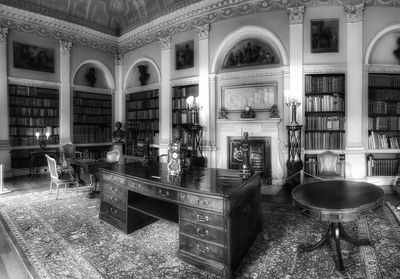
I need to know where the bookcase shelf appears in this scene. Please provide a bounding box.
[73,91,112,144]
[125,89,159,157]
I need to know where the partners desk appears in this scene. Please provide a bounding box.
[99,162,262,278]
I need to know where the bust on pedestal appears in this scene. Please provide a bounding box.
[112,122,125,163]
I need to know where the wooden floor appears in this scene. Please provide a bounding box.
[0,174,399,279]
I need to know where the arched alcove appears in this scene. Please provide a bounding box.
[72,60,115,89]
[365,24,400,65]
[124,58,160,90]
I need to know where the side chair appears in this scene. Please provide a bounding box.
[46,154,76,199]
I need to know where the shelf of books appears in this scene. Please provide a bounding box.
[367,73,400,176]
[9,85,60,169]
[73,91,112,144]
[125,89,159,157]
[172,84,199,148]
[304,73,346,176]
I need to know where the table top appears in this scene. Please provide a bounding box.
[292,180,384,221]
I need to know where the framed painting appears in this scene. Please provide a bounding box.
[175,40,194,70]
[13,41,55,73]
[311,19,339,53]
[221,84,277,112]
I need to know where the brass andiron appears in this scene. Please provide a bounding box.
[239,132,253,179]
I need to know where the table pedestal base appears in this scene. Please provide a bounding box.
[299,222,370,270]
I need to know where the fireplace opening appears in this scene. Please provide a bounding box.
[228,136,272,185]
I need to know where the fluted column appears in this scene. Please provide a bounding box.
[159,36,172,154]
[114,52,124,123]
[344,3,365,179]
[59,40,72,144]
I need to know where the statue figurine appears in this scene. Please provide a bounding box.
[86,67,97,87]
[270,104,280,118]
[143,134,151,159]
[218,107,228,119]
[138,65,150,86]
[167,126,188,175]
[112,122,125,144]
[239,132,253,178]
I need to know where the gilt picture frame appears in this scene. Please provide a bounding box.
[311,19,339,53]
[13,41,55,73]
[175,40,194,70]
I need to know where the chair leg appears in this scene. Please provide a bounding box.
[56,184,60,200]
[49,181,53,192]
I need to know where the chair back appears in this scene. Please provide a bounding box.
[158,154,169,163]
[61,144,76,160]
[45,154,59,179]
[106,150,120,163]
[317,151,339,174]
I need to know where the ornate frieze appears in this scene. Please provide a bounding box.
[365,64,400,73]
[60,40,72,56]
[0,27,8,42]
[8,76,60,89]
[197,23,210,40]
[216,67,284,81]
[170,76,200,87]
[159,36,171,50]
[286,6,305,25]
[303,64,347,74]
[344,3,365,23]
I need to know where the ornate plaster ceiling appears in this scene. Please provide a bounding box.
[0,0,202,36]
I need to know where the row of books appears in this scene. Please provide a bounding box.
[73,126,111,144]
[126,90,159,101]
[9,126,60,136]
[304,132,345,150]
[369,101,400,114]
[173,85,198,98]
[126,120,159,131]
[366,157,400,176]
[127,109,159,120]
[9,107,58,117]
[368,117,400,130]
[305,95,344,112]
[74,97,111,108]
[368,132,400,149]
[126,99,159,110]
[172,98,194,110]
[9,85,58,99]
[9,135,59,146]
[73,115,111,124]
[172,111,199,125]
[369,88,400,100]
[305,75,344,94]
[369,74,400,88]
[74,106,111,115]
[9,116,59,127]
[10,96,59,107]
[305,116,344,130]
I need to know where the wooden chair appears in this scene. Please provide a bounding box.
[45,154,76,199]
[305,151,344,183]
[60,143,82,169]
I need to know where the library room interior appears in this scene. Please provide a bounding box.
[1,0,400,278]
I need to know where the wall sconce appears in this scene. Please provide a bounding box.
[35,127,51,150]
[186,96,202,126]
[286,98,301,126]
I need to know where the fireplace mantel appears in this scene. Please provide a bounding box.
[216,118,284,183]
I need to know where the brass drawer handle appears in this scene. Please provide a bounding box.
[110,196,119,204]
[197,244,209,254]
[110,208,118,214]
[196,227,209,237]
[196,214,209,223]
[111,186,119,193]
[158,189,169,197]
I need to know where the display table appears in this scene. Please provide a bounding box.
[98,162,262,278]
[292,180,384,270]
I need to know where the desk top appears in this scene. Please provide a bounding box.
[292,180,384,216]
[101,162,260,197]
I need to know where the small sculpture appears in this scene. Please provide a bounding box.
[112,122,125,144]
[143,134,151,159]
[138,65,150,86]
[241,106,255,119]
[218,107,228,119]
[167,126,187,175]
[86,67,97,87]
[394,37,400,64]
[239,132,253,178]
[270,104,280,118]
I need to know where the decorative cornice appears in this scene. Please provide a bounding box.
[170,76,199,87]
[303,64,347,74]
[286,6,305,25]
[71,85,113,95]
[216,67,284,81]
[364,64,400,73]
[344,3,365,23]
[197,23,210,40]
[281,66,290,75]
[60,40,72,55]
[115,52,123,65]
[125,83,160,95]
[0,26,8,42]
[8,76,60,89]
[159,36,171,50]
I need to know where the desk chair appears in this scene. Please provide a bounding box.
[305,151,344,182]
[158,154,169,163]
[46,154,76,199]
[60,144,82,169]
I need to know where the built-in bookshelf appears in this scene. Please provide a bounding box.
[73,91,112,144]
[76,144,112,159]
[125,89,159,156]
[367,73,400,176]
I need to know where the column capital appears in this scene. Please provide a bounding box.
[115,52,123,65]
[60,40,72,55]
[344,3,365,23]
[0,27,9,42]
[159,36,171,51]
[286,6,305,25]
[197,23,210,40]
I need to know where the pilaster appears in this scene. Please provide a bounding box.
[114,52,124,124]
[59,40,72,144]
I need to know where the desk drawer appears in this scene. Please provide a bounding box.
[179,234,225,264]
[153,186,177,201]
[103,191,126,209]
[101,201,126,223]
[179,193,224,213]
[180,206,224,228]
[180,219,225,244]
[126,179,154,196]
[102,173,126,185]
[99,212,126,233]
[103,182,127,198]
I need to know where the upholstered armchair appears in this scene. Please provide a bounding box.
[305,151,344,182]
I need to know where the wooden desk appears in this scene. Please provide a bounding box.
[99,162,262,278]
[292,180,384,270]
[30,149,58,177]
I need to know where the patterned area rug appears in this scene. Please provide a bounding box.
[0,188,400,279]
